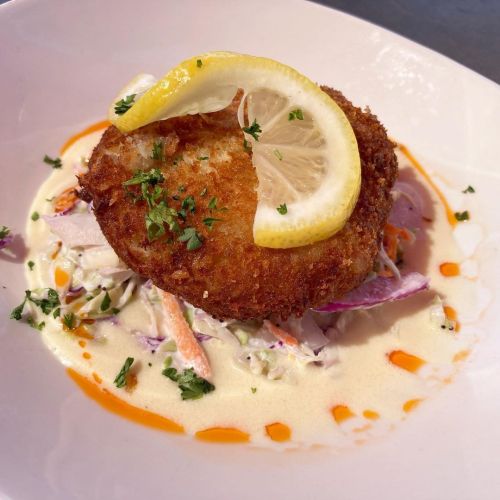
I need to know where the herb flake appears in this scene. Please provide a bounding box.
[43,155,62,169]
[162,366,215,400]
[100,291,111,312]
[151,141,164,161]
[462,185,475,194]
[454,211,470,222]
[242,119,262,141]
[114,357,134,388]
[203,217,222,229]
[27,260,35,271]
[114,94,136,115]
[196,59,203,68]
[178,227,203,251]
[31,211,40,221]
[288,109,304,121]
[277,203,288,215]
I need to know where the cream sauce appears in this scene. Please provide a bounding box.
[25,130,483,449]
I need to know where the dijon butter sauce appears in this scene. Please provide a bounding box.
[25,128,483,449]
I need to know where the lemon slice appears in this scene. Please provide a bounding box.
[109,51,360,248]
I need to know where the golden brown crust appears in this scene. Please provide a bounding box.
[79,87,398,320]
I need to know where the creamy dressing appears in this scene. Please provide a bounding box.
[25,129,482,449]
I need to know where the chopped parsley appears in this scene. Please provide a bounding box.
[111,307,120,315]
[197,156,209,161]
[203,217,222,230]
[200,187,208,197]
[114,94,136,115]
[181,195,196,214]
[208,196,218,210]
[462,185,475,194]
[242,119,262,141]
[114,357,134,388]
[123,168,165,187]
[178,227,203,251]
[162,366,215,400]
[454,211,470,222]
[31,211,40,221]
[145,201,180,240]
[27,317,45,331]
[196,59,203,68]
[277,203,288,215]
[273,149,283,161]
[100,291,111,312]
[251,387,257,394]
[288,108,304,121]
[43,155,62,169]
[10,288,60,320]
[62,312,76,330]
[243,138,251,151]
[0,225,10,239]
[27,260,35,271]
[151,141,164,161]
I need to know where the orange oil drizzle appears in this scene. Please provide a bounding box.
[440,262,461,277]
[403,398,423,413]
[398,143,456,227]
[54,267,70,287]
[60,120,110,155]
[195,427,250,443]
[67,368,184,433]
[331,405,355,424]
[388,350,426,373]
[363,410,380,421]
[453,350,470,363]
[78,340,86,348]
[82,352,91,360]
[92,372,102,384]
[444,305,460,332]
[265,422,291,442]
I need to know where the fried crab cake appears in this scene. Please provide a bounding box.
[79,87,398,320]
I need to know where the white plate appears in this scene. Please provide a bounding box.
[1,0,500,498]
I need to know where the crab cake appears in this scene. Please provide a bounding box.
[79,87,398,320]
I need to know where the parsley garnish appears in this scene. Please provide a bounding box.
[273,149,283,161]
[208,196,218,210]
[196,59,203,68]
[123,168,164,187]
[111,307,120,315]
[200,187,208,197]
[277,203,288,215]
[203,217,222,230]
[62,312,76,330]
[178,227,203,251]
[114,94,136,115]
[0,226,10,239]
[27,317,45,331]
[100,291,111,312]
[251,387,257,394]
[454,211,470,222]
[27,260,35,271]
[462,185,475,194]
[43,155,62,169]
[242,119,262,141]
[114,357,134,388]
[162,366,215,400]
[288,109,304,121]
[181,195,196,213]
[145,201,180,240]
[197,156,209,161]
[151,141,164,161]
[10,288,60,320]
[31,211,40,221]
[243,139,251,151]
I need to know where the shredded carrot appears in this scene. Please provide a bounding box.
[263,320,299,347]
[160,290,211,378]
[54,186,79,213]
